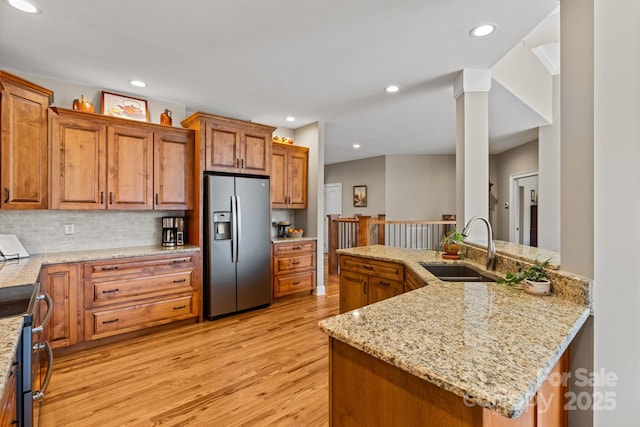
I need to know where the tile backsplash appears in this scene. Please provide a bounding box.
[271,209,295,237]
[0,210,181,254]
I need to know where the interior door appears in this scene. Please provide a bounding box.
[324,183,342,253]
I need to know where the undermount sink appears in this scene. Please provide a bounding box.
[0,283,37,319]
[419,263,496,282]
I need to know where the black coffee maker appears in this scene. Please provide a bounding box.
[277,221,290,238]
[162,217,185,246]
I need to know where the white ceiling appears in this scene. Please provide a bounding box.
[0,0,558,164]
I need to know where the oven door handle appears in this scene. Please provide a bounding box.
[32,292,53,334]
[32,341,53,401]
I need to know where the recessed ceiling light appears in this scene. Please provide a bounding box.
[470,24,497,37]
[129,80,146,88]
[8,0,38,13]
[285,116,295,122]
[353,144,361,149]
[385,85,399,93]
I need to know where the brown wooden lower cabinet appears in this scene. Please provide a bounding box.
[272,240,317,298]
[38,263,80,348]
[329,338,569,427]
[338,255,404,313]
[39,252,200,349]
[0,354,17,427]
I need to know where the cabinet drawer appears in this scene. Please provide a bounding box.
[273,240,316,256]
[85,295,195,340]
[86,271,194,307]
[84,254,195,278]
[274,253,315,275]
[340,255,404,281]
[274,271,315,297]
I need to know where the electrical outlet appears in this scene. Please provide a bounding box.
[64,224,75,235]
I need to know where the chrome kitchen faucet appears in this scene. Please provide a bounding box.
[462,216,496,270]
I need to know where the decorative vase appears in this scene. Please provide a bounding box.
[524,279,551,296]
[72,95,94,113]
[160,108,172,126]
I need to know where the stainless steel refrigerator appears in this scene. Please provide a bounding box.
[204,174,271,318]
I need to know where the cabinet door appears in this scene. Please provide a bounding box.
[50,113,107,209]
[107,125,154,210]
[368,277,403,305]
[0,79,50,209]
[288,147,308,208]
[39,263,80,349]
[339,270,369,313]
[0,356,16,427]
[204,122,240,173]
[270,145,288,208]
[240,129,270,175]
[154,130,194,210]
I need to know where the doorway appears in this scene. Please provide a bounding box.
[509,171,538,246]
[324,183,342,253]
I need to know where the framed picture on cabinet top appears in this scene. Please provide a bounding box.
[353,185,367,207]
[101,91,149,122]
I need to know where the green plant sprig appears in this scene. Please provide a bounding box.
[498,258,551,285]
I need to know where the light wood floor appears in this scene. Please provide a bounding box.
[40,267,339,427]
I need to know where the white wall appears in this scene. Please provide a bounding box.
[10,70,187,126]
[492,41,553,123]
[538,75,561,252]
[324,156,386,218]
[594,0,640,425]
[385,155,456,220]
[292,122,325,294]
[494,141,539,241]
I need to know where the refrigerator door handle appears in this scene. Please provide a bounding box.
[231,195,238,263]
[236,195,242,263]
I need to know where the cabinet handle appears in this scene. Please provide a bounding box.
[109,192,114,205]
[102,318,119,324]
[292,246,302,250]
[173,278,187,283]
[378,281,391,286]
[241,158,244,168]
[101,288,119,294]
[292,281,301,285]
[236,158,240,168]
[292,261,300,265]
[363,281,367,295]
[362,265,373,270]
[155,193,159,205]
[3,188,8,203]
[101,266,119,271]
[173,305,187,310]
[100,191,104,204]
[172,259,187,264]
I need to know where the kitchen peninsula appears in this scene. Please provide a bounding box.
[319,245,591,426]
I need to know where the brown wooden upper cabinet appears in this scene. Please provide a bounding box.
[181,112,275,176]
[0,71,53,209]
[271,143,308,209]
[50,108,194,210]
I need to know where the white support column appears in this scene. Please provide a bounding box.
[454,69,491,242]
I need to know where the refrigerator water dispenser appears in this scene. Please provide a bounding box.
[213,212,231,240]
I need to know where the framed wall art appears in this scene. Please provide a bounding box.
[353,185,367,207]
[101,91,149,122]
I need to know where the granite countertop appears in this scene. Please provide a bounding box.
[0,244,200,400]
[271,236,317,244]
[319,245,591,419]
